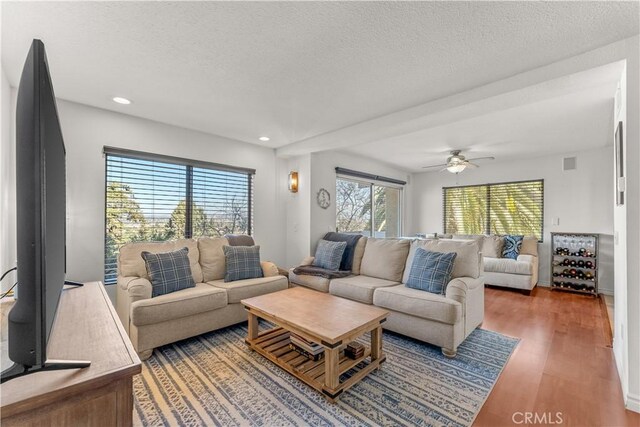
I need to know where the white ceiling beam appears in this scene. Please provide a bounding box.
[276,39,629,158]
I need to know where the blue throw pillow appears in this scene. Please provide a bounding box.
[406,248,457,295]
[312,239,347,270]
[223,245,263,282]
[141,247,196,297]
[502,235,524,259]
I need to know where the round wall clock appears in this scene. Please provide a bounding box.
[316,188,331,209]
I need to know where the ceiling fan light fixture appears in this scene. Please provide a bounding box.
[447,163,466,173]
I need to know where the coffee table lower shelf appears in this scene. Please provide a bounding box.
[245,326,385,402]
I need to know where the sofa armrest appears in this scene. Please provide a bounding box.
[517,254,539,285]
[261,261,279,277]
[117,276,152,301]
[446,276,485,336]
[116,276,152,336]
[517,254,537,264]
[446,278,469,304]
[300,256,314,266]
[446,276,484,304]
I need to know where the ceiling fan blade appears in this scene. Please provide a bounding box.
[465,162,479,168]
[422,163,448,169]
[467,156,495,162]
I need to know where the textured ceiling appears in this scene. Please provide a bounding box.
[2,1,638,155]
[341,62,623,171]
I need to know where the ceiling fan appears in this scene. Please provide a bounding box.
[422,150,495,174]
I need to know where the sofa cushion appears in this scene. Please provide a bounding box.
[373,285,462,325]
[452,234,484,245]
[223,245,263,282]
[131,282,227,326]
[312,239,347,270]
[484,257,534,275]
[119,238,203,283]
[142,247,196,297]
[482,235,504,258]
[502,235,524,259]
[199,236,228,281]
[403,239,480,282]
[289,268,331,292]
[405,248,457,295]
[520,236,538,257]
[208,276,288,303]
[360,238,410,282]
[329,275,400,304]
[351,237,367,275]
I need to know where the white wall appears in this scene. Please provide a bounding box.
[285,154,312,267]
[55,100,288,300]
[0,67,16,292]
[619,35,640,413]
[410,146,615,293]
[284,150,413,267]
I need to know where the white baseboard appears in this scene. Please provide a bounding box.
[626,393,640,413]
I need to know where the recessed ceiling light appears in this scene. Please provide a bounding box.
[112,97,131,105]
[259,136,270,142]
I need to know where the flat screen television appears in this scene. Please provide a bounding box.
[1,39,89,383]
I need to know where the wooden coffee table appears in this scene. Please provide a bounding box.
[241,287,389,402]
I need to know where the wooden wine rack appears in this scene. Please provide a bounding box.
[550,232,598,297]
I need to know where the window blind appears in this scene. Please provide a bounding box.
[104,148,254,284]
[443,179,543,241]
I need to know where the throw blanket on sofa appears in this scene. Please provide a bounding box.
[224,234,256,247]
[322,232,362,271]
[292,265,352,280]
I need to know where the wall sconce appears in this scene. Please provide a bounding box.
[288,171,299,193]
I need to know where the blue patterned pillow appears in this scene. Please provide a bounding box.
[223,245,263,282]
[313,239,348,270]
[142,247,196,297]
[406,248,457,295]
[502,235,524,260]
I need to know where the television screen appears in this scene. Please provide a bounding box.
[8,39,66,369]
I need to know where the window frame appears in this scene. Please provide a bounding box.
[442,179,544,241]
[103,146,255,285]
[335,175,404,238]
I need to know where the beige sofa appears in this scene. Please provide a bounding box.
[116,237,288,360]
[450,234,539,293]
[290,237,484,357]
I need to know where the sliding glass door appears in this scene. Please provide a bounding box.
[336,177,402,238]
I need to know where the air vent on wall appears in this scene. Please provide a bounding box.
[563,156,577,171]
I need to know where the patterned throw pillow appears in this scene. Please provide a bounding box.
[312,240,348,271]
[406,248,457,295]
[502,235,524,260]
[223,245,263,282]
[141,247,196,297]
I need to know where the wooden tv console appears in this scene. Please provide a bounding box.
[1,281,141,426]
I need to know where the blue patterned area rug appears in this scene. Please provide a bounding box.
[133,324,519,426]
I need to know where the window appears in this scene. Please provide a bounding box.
[443,179,544,240]
[104,147,254,284]
[335,168,404,238]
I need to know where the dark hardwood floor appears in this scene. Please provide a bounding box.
[475,286,639,427]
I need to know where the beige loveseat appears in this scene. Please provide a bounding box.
[116,237,288,360]
[289,237,484,357]
[449,234,539,294]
